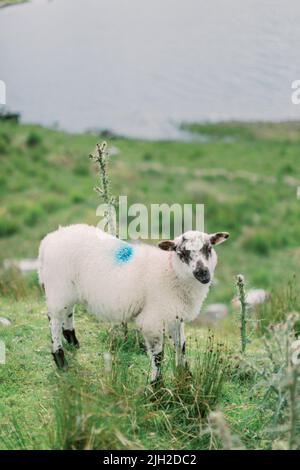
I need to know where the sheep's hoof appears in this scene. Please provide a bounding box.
[183,363,193,379]
[52,348,68,370]
[150,376,164,390]
[185,365,193,379]
[63,329,80,349]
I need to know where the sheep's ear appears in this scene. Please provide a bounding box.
[158,240,176,251]
[209,232,230,246]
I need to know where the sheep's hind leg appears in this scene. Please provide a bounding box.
[62,306,79,348]
[48,311,68,370]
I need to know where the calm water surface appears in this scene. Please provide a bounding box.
[0,0,300,138]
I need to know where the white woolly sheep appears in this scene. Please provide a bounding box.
[38,224,229,383]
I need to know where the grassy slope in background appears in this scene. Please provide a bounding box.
[0,120,299,449]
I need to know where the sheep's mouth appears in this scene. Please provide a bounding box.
[199,278,210,284]
[193,272,211,284]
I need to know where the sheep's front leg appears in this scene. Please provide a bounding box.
[170,318,187,368]
[48,311,68,370]
[142,331,164,386]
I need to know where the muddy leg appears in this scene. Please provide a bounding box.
[48,311,68,370]
[62,306,79,348]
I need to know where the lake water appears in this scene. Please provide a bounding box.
[1,0,300,139]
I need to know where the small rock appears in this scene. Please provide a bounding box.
[232,289,268,309]
[203,303,228,320]
[0,317,11,326]
[193,303,228,326]
[3,258,39,272]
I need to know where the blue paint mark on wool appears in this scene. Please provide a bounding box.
[114,243,133,264]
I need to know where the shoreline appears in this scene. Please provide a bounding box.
[2,113,300,142]
[0,0,27,9]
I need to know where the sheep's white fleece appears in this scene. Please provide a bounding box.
[38,224,211,337]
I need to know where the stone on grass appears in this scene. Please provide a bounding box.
[3,258,38,272]
[232,289,268,309]
[193,303,228,326]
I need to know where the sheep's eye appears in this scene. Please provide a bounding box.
[202,244,212,259]
[177,247,191,264]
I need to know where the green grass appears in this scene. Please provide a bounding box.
[0,297,273,450]
[1,296,296,450]
[0,119,300,449]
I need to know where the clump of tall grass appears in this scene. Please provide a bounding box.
[0,266,42,300]
[256,276,299,334]
[0,266,29,300]
[146,332,232,447]
[172,333,231,419]
[242,313,300,449]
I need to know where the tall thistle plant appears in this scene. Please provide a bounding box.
[236,274,249,354]
[89,141,116,236]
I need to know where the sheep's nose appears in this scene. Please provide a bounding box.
[193,267,211,284]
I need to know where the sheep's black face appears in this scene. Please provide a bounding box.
[158,231,229,284]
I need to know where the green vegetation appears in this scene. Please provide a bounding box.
[0,0,26,8]
[0,120,299,449]
[0,120,299,299]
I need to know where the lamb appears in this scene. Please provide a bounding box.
[38,224,229,383]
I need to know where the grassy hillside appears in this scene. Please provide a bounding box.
[0,120,300,449]
[0,297,275,450]
[0,120,299,300]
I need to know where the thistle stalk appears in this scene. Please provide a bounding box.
[236,274,248,354]
[89,141,116,236]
